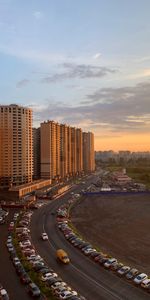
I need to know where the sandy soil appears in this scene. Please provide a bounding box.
[71,194,150,274]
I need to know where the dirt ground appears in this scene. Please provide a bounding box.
[71,194,150,274]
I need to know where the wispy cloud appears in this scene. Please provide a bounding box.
[93,53,102,59]
[42,63,117,83]
[33,11,44,20]
[16,79,30,88]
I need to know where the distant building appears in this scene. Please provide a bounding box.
[0,104,33,188]
[83,132,95,172]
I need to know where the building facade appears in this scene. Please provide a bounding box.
[33,128,40,179]
[83,132,95,172]
[76,128,83,175]
[0,104,33,188]
[40,121,60,180]
[40,121,94,180]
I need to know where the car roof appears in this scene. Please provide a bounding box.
[0,289,7,295]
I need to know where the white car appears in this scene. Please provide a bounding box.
[117,266,130,275]
[83,248,96,255]
[134,273,148,284]
[0,288,9,299]
[141,278,150,288]
[41,233,48,240]
[51,282,67,290]
[41,272,58,281]
[104,258,117,268]
[59,290,78,299]
[54,286,71,296]
[27,254,41,261]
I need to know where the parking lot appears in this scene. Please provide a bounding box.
[71,193,150,275]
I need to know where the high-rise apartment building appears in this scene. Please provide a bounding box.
[67,126,72,176]
[33,128,40,179]
[0,104,32,188]
[71,127,77,175]
[60,124,68,179]
[76,128,83,174]
[40,121,60,180]
[40,121,94,180]
[83,132,95,172]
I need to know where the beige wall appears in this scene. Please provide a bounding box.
[83,132,95,172]
[0,105,33,188]
[40,121,60,180]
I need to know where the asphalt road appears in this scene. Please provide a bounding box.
[30,178,150,300]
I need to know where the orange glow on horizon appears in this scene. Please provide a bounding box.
[94,134,150,152]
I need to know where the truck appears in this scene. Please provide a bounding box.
[56,249,70,264]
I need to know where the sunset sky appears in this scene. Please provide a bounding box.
[0,0,150,151]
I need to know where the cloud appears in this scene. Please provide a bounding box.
[42,63,117,83]
[33,81,150,136]
[128,69,150,80]
[16,79,30,88]
[93,53,102,59]
[33,11,44,19]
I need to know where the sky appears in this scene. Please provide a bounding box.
[0,0,150,151]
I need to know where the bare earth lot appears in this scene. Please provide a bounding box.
[71,194,150,274]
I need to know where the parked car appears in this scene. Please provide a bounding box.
[104,258,117,268]
[83,248,96,255]
[59,290,78,299]
[117,266,130,275]
[90,252,100,259]
[51,281,67,290]
[20,273,32,284]
[0,288,9,300]
[141,278,150,289]
[110,262,123,271]
[134,273,148,284]
[126,268,139,280]
[41,272,58,281]
[27,282,41,297]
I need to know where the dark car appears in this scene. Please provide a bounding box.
[78,243,90,249]
[47,277,60,286]
[99,257,109,265]
[27,282,41,297]
[38,267,51,274]
[33,263,45,272]
[20,273,32,284]
[73,239,83,247]
[90,251,100,259]
[15,264,26,276]
[81,244,92,252]
[68,236,77,242]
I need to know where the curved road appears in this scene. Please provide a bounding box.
[30,182,150,300]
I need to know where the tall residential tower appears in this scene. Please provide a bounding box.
[83,132,95,172]
[0,104,33,188]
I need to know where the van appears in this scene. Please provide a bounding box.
[56,249,70,264]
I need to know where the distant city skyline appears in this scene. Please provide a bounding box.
[0,0,150,151]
